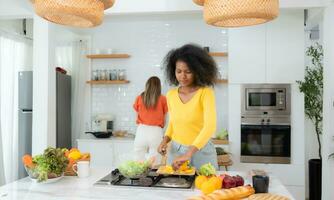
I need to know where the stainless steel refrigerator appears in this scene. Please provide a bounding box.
[18,71,72,179]
[56,71,72,150]
[18,71,33,179]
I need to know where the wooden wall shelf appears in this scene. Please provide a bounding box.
[86,80,130,84]
[86,54,130,59]
[212,138,229,145]
[209,52,228,57]
[216,79,228,84]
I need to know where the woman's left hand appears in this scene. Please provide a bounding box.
[172,154,191,170]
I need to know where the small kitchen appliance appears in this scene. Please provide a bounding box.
[92,114,114,132]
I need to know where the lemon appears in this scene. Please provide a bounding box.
[68,151,81,160]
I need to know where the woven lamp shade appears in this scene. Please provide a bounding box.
[194,0,279,27]
[31,0,115,28]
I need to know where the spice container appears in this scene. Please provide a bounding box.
[118,69,126,80]
[111,69,117,80]
[92,70,99,81]
[99,70,107,80]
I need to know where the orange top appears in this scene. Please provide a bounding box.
[133,95,168,128]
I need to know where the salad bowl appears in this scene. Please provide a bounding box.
[118,160,151,179]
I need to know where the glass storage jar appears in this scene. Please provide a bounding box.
[118,69,126,80]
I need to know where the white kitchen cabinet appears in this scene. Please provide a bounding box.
[78,138,134,168]
[228,10,304,84]
[229,24,266,84]
[266,11,304,83]
[112,140,134,167]
[78,140,114,167]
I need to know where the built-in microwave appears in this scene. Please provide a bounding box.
[241,84,291,116]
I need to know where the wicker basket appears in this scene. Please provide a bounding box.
[217,154,230,163]
[193,0,204,6]
[194,0,279,27]
[30,0,114,28]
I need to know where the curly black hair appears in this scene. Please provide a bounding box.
[164,44,218,87]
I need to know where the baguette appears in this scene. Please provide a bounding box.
[248,193,290,200]
[187,185,255,200]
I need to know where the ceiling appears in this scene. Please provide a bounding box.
[0,0,329,19]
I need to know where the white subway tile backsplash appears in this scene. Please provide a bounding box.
[89,13,229,135]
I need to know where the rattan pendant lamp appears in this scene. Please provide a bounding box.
[193,0,279,27]
[30,0,115,28]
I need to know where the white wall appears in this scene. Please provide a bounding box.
[322,3,334,200]
[0,19,33,39]
[32,15,84,154]
[79,13,229,137]
[304,8,323,199]
[32,15,55,155]
[0,0,32,19]
[228,10,305,200]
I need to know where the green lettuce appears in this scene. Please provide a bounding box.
[31,147,68,182]
[198,163,216,176]
[118,160,150,178]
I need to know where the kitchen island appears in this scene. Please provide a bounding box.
[0,168,295,200]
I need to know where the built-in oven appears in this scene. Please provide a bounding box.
[241,84,291,164]
[240,117,291,164]
[241,84,291,116]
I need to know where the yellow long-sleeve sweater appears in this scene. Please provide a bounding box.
[165,87,217,149]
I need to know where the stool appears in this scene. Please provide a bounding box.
[218,160,233,171]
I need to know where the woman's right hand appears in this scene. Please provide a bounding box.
[158,136,171,155]
[158,142,168,155]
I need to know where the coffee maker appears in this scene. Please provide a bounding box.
[92,114,114,133]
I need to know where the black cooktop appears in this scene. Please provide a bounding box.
[95,169,195,189]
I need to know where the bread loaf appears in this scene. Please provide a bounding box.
[187,185,255,200]
[248,193,290,200]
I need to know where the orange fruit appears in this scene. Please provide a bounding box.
[64,150,70,158]
[195,175,208,189]
[22,155,34,168]
[208,176,222,190]
[69,148,79,153]
[68,151,81,160]
[200,180,216,195]
[179,160,190,171]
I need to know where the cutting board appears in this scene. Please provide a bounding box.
[156,165,196,176]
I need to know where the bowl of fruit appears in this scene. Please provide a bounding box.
[22,147,69,183]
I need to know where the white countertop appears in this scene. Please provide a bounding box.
[0,168,295,200]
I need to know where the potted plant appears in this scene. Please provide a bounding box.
[215,147,230,163]
[296,43,323,200]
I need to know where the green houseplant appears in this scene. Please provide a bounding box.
[297,43,323,159]
[296,43,323,200]
[215,147,230,163]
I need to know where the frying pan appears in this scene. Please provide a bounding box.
[85,131,112,138]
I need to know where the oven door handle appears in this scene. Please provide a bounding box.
[241,123,291,126]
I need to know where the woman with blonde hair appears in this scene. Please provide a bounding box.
[133,76,168,165]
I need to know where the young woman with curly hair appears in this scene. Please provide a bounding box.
[158,44,219,170]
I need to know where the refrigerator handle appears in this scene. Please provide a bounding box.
[21,110,32,114]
